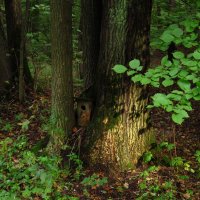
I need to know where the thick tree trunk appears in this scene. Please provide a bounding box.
[4,0,32,84]
[81,0,101,88]
[47,0,74,155]
[83,0,154,172]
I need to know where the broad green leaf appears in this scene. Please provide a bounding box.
[166,105,173,112]
[160,33,175,43]
[172,28,183,37]
[151,81,160,87]
[177,79,191,91]
[129,59,140,69]
[169,68,180,77]
[136,66,143,71]
[131,74,143,82]
[178,70,189,78]
[173,51,184,59]
[161,56,168,66]
[127,70,136,76]
[193,51,200,60]
[193,95,200,100]
[141,77,151,85]
[162,79,174,87]
[113,65,127,74]
[185,93,193,100]
[186,74,196,80]
[167,93,182,101]
[182,60,197,67]
[174,109,189,118]
[152,93,172,107]
[172,113,184,124]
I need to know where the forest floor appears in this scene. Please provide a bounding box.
[0,52,200,200]
[0,88,199,200]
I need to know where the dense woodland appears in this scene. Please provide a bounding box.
[0,0,200,199]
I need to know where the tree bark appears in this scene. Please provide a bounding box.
[0,19,12,91]
[80,0,102,89]
[82,0,154,172]
[47,0,74,155]
[4,0,32,84]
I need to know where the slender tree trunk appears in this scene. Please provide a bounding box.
[0,19,12,91]
[19,0,30,102]
[47,0,74,155]
[83,0,154,172]
[4,0,32,84]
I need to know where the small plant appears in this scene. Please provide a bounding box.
[137,165,176,200]
[195,150,200,163]
[67,153,84,180]
[81,173,108,188]
[143,151,154,163]
[0,136,74,199]
[2,122,13,132]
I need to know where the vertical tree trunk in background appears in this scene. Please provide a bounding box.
[47,0,74,155]
[4,0,32,84]
[81,0,101,89]
[83,0,154,172]
[0,20,12,91]
[19,0,30,102]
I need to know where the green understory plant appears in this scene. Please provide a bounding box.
[113,15,200,125]
[137,165,177,200]
[0,136,77,200]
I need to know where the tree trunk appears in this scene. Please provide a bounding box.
[0,19,12,91]
[47,0,74,155]
[83,0,154,172]
[4,0,32,84]
[81,0,102,89]
[19,0,30,102]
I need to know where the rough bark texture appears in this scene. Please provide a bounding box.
[81,0,101,89]
[83,0,154,172]
[47,0,74,155]
[4,0,32,83]
[0,20,12,91]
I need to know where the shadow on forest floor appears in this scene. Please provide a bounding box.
[0,52,199,199]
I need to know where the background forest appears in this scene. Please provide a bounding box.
[0,0,200,199]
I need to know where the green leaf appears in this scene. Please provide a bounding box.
[193,95,200,100]
[127,70,136,76]
[182,60,197,67]
[113,65,127,74]
[172,113,184,124]
[141,77,151,85]
[160,32,175,43]
[162,79,174,87]
[152,93,172,107]
[151,81,160,87]
[161,56,168,66]
[178,70,189,78]
[129,59,140,69]
[174,109,189,118]
[131,74,143,82]
[193,51,200,60]
[173,51,184,59]
[177,79,191,91]
[169,68,180,77]
[172,27,183,37]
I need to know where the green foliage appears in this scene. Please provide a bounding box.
[137,165,176,200]
[114,17,200,125]
[195,150,200,163]
[67,153,84,180]
[81,174,108,188]
[143,151,153,163]
[0,136,77,200]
